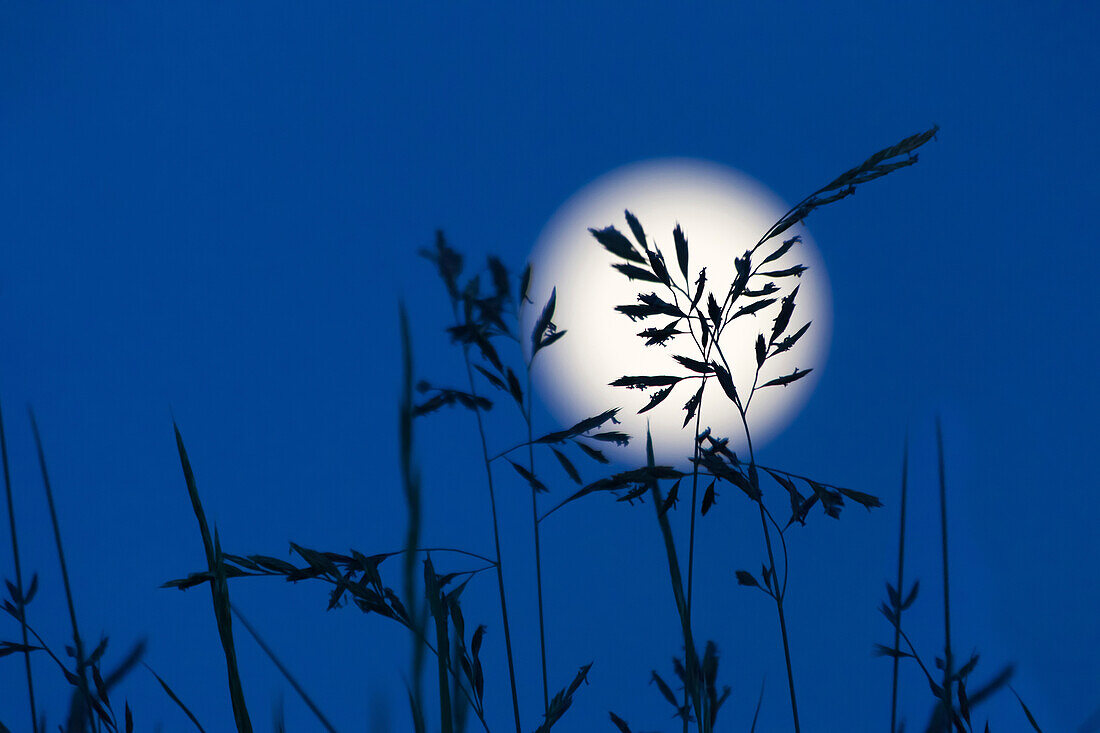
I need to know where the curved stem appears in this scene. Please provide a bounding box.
[390,547,499,567]
[738,408,800,733]
[488,441,530,464]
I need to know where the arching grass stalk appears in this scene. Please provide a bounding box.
[593,128,935,731]
[1,400,37,733]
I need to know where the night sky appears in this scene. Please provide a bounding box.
[2,4,1098,732]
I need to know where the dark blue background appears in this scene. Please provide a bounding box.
[2,3,1097,731]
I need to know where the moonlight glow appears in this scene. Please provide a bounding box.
[523,159,833,467]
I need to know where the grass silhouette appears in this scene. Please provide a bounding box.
[0,129,1053,732]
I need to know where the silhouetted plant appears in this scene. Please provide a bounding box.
[1,404,152,733]
[2,125,1062,733]
[557,127,937,733]
[162,238,627,733]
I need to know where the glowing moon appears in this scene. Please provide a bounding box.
[522,159,833,468]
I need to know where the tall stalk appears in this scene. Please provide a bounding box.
[459,348,523,733]
[443,281,523,733]
[737,409,800,733]
[526,369,550,714]
[889,435,910,733]
[1,401,37,733]
[682,394,707,733]
[936,418,953,730]
[684,394,707,618]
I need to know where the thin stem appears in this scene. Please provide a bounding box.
[28,409,96,731]
[526,369,550,715]
[936,418,953,731]
[16,620,79,684]
[694,462,857,496]
[458,340,523,733]
[761,504,790,601]
[230,604,339,733]
[738,409,800,733]
[684,385,706,619]
[896,627,938,690]
[1,401,37,732]
[487,441,530,464]
[890,434,909,733]
[389,547,498,567]
[682,386,706,733]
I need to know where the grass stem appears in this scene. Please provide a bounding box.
[683,395,706,733]
[28,408,96,732]
[889,434,909,733]
[936,418,953,730]
[738,409,801,733]
[459,342,523,733]
[1,400,37,732]
[526,370,550,714]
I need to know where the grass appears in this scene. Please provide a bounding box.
[0,128,1058,732]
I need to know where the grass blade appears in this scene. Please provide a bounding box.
[0,400,37,732]
[749,679,765,733]
[144,662,208,732]
[1009,686,1044,732]
[399,303,428,726]
[644,425,705,730]
[174,422,253,733]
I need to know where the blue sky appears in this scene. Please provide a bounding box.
[2,3,1098,732]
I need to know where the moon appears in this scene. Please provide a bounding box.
[522,158,833,468]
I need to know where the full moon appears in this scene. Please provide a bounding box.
[522,159,832,467]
